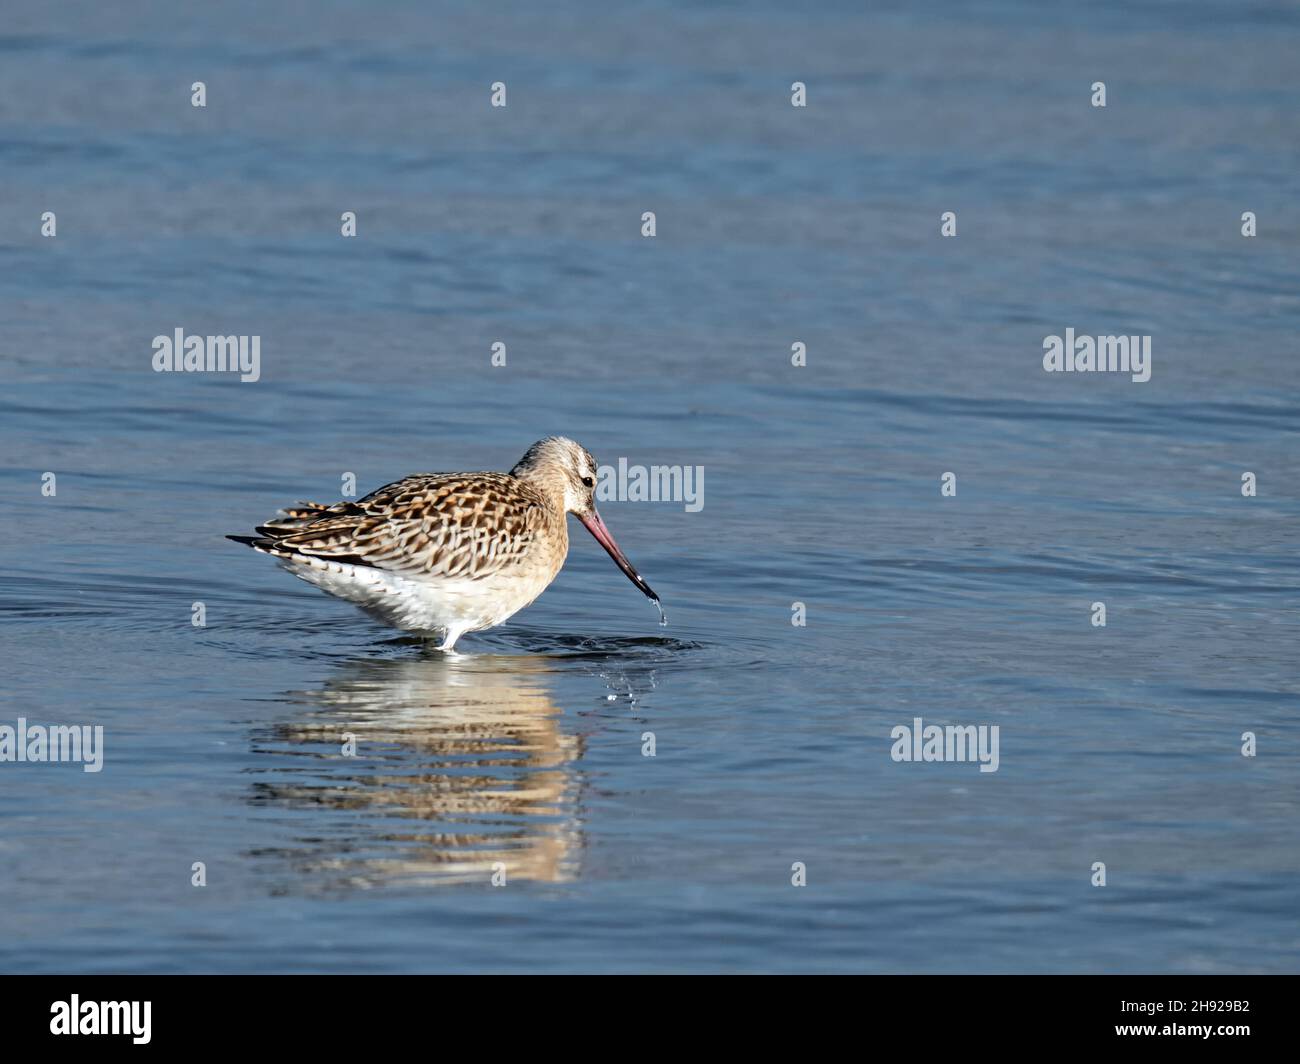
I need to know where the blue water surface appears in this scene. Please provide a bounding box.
[0,0,1297,972]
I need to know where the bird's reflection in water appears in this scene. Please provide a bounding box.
[249,649,584,890]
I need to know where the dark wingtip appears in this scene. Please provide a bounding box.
[226,534,265,548]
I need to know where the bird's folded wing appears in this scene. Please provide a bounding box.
[250,473,550,580]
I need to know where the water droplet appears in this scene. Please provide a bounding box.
[652,598,667,627]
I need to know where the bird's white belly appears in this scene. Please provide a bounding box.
[279,554,554,637]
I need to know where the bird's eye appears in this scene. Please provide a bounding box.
[581,476,594,488]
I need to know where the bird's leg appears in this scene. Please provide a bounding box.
[435,626,466,652]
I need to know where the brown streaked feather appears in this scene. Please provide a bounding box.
[244,473,564,582]
[257,500,364,535]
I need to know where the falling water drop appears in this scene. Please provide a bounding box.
[652,598,667,627]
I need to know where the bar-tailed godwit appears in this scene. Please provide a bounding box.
[228,437,661,650]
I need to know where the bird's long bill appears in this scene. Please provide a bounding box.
[579,510,659,603]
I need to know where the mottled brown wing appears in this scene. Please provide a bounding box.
[256,501,351,533]
[245,473,554,580]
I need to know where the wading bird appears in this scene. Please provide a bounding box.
[228,437,662,650]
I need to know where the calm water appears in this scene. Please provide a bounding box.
[2,1,1298,973]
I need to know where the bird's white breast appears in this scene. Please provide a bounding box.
[279,552,560,636]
